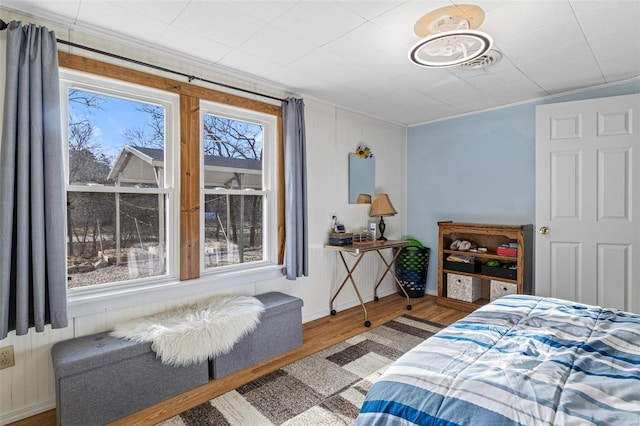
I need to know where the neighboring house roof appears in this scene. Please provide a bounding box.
[130,146,261,171]
[108,145,262,188]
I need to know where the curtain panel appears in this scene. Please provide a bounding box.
[282,98,309,280]
[0,21,68,339]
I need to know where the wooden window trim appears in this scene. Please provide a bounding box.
[58,52,285,280]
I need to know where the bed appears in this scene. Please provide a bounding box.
[356,295,640,425]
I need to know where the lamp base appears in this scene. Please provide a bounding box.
[377,216,388,241]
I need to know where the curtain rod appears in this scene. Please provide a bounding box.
[0,18,288,104]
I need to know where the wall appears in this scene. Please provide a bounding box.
[0,10,406,423]
[407,80,640,296]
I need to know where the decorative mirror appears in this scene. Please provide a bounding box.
[349,150,375,204]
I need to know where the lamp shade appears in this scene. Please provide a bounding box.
[369,194,397,217]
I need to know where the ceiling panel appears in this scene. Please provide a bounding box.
[421,80,502,111]
[270,2,366,46]
[173,2,265,48]
[341,1,406,20]
[156,25,231,64]
[369,0,451,46]
[104,0,189,24]
[589,35,640,82]
[263,65,327,93]
[519,43,606,93]
[483,1,576,42]
[76,1,169,44]
[465,69,547,104]
[222,1,297,23]
[238,24,317,66]
[498,17,589,68]
[218,49,282,78]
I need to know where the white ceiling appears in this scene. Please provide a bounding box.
[2,0,639,125]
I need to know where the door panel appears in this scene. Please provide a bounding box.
[550,242,580,302]
[551,114,582,139]
[597,243,630,310]
[536,93,639,312]
[598,108,632,136]
[597,148,630,221]
[550,151,580,219]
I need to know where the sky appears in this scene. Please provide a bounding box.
[69,89,159,162]
[68,88,264,165]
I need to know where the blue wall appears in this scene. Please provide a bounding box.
[407,80,640,295]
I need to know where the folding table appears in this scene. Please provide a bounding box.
[325,239,411,327]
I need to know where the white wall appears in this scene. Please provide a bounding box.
[0,10,407,424]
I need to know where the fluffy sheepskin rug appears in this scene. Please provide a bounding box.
[111,295,265,367]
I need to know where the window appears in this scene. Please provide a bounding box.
[57,53,284,307]
[60,70,179,291]
[200,101,277,272]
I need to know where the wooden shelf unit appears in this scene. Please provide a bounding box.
[437,222,533,312]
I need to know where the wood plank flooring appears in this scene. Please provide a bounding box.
[9,293,467,426]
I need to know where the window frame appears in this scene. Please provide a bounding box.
[56,52,285,316]
[199,101,278,274]
[60,69,181,294]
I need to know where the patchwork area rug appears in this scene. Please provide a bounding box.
[157,315,445,426]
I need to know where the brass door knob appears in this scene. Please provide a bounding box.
[539,226,549,234]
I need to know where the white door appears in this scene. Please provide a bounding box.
[535,93,639,312]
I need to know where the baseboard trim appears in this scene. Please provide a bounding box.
[0,400,55,426]
[302,288,398,323]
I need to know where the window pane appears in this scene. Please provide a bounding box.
[67,192,167,288]
[204,194,263,268]
[202,114,263,189]
[67,89,166,188]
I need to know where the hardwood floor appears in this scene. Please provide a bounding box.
[9,293,467,426]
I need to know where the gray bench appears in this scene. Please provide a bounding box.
[51,331,208,426]
[210,291,304,378]
[51,291,303,425]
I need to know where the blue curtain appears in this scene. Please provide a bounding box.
[282,98,308,280]
[0,21,68,339]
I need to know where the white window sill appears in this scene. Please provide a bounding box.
[67,264,284,318]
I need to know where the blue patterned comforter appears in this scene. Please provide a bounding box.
[356,295,640,425]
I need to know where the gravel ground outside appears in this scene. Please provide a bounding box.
[68,248,262,289]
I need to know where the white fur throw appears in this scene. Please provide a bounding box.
[111,295,265,367]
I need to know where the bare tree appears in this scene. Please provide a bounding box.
[68,118,111,184]
[68,89,106,110]
[67,88,111,183]
[66,89,113,259]
[203,116,262,160]
[202,115,263,259]
[122,104,164,148]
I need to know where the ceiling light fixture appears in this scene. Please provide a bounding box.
[409,4,493,68]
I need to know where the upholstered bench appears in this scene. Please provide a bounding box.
[51,331,209,426]
[51,291,303,425]
[209,291,304,378]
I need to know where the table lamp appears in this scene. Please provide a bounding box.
[369,193,397,240]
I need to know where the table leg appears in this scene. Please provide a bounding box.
[374,249,412,311]
[330,251,371,327]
